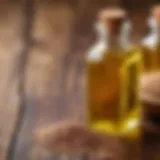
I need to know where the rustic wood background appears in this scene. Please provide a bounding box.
[0,0,159,160]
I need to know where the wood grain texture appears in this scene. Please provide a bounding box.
[0,2,23,160]
[0,0,159,160]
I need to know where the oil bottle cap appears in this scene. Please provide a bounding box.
[151,4,160,23]
[98,8,127,36]
[98,8,126,21]
[139,72,160,108]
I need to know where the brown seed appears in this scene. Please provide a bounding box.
[34,121,123,159]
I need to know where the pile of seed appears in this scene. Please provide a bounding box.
[34,121,123,160]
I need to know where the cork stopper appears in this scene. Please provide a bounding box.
[139,72,160,110]
[98,8,127,35]
[151,4,160,23]
[34,121,122,159]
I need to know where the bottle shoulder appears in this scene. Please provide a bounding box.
[86,42,141,63]
[142,34,158,49]
[86,42,107,62]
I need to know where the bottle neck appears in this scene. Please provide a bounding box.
[96,23,121,50]
[96,22,130,51]
[149,17,160,44]
[106,32,121,50]
[154,25,160,43]
[120,21,132,49]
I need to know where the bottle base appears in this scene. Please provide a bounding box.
[89,117,141,140]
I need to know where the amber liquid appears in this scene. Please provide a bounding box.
[141,45,160,72]
[120,50,142,139]
[87,49,142,135]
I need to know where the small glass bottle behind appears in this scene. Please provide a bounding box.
[86,8,142,136]
[142,5,160,72]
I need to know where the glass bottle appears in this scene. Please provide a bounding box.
[86,8,142,136]
[142,5,160,72]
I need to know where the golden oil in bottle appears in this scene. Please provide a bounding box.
[142,5,160,72]
[120,51,142,139]
[86,8,142,135]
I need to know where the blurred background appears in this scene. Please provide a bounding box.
[0,0,159,160]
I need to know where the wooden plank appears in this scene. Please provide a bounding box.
[0,1,24,160]
[4,1,160,160]
[15,2,76,160]
[5,0,35,160]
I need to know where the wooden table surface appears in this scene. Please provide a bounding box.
[0,1,159,160]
